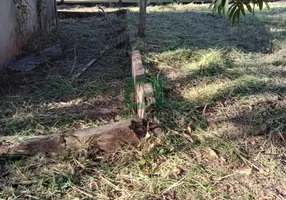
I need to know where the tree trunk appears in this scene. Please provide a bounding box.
[138,0,147,37]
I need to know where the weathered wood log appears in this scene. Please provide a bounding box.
[64,120,141,152]
[8,55,48,72]
[8,45,63,72]
[0,120,142,155]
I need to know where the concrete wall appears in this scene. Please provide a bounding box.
[0,0,57,69]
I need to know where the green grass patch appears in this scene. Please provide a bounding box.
[2,2,286,199]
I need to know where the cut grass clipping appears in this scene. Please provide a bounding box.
[1,2,286,199]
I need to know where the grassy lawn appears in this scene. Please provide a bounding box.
[1,2,286,199]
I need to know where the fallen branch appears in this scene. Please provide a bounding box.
[8,45,62,72]
[73,58,96,79]
[12,180,38,186]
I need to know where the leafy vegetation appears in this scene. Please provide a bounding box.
[210,0,270,24]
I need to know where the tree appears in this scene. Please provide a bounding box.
[138,0,147,37]
[210,0,270,25]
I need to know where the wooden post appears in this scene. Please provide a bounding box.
[54,0,58,26]
[138,0,147,37]
[131,50,146,118]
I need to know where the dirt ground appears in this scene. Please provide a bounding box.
[1,3,286,200]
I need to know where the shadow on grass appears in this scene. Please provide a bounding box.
[149,56,286,149]
[0,45,130,136]
[135,10,271,53]
[132,6,286,153]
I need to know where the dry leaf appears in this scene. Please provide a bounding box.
[206,147,219,158]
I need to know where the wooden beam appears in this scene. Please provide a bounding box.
[131,49,156,119]
[58,9,128,19]
[131,50,145,83]
[0,120,142,155]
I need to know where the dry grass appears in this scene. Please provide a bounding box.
[1,2,286,199]
[0,13,130,137]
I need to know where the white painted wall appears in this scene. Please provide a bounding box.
[0,0,57,69]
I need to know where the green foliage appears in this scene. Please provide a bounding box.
[210,0,270,25]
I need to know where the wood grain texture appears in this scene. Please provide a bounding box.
[0,120,141,155]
